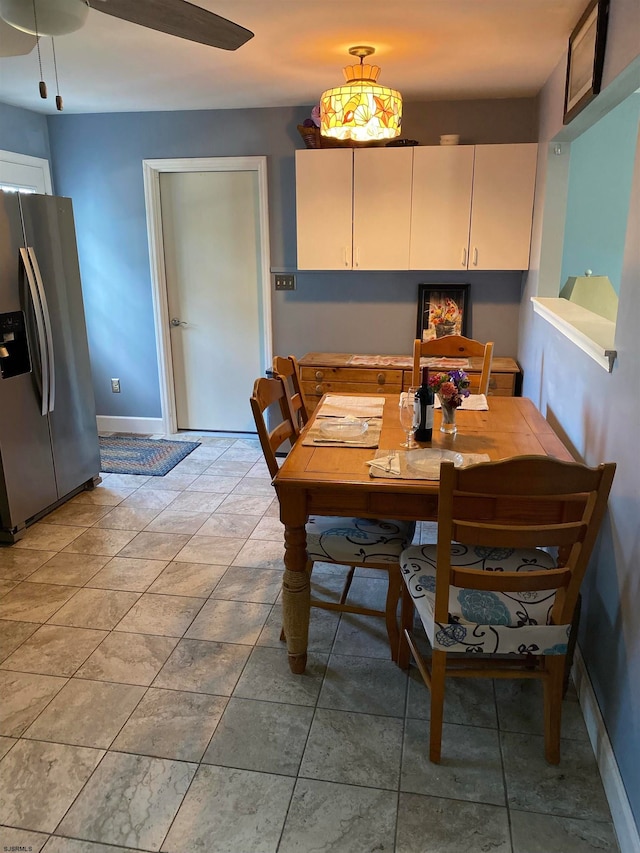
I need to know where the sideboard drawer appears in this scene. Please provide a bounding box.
[300,366,403,386]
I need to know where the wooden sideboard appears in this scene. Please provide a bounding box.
[298,352,522,412]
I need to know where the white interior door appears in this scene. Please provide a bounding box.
[159,169,264,432]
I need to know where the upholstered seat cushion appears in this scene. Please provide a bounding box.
[307,517,415,564]
[400,543,570,655]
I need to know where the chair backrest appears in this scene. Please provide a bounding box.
[434,456,616,626]
[412,336,494,395]
[250,376,298,478]
[272,354,309,428]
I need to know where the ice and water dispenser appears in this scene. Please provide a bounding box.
[0,311,31,380]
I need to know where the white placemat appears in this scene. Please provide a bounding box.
[316,395,386,419]
[367,449,491,479]
[434,394,489,411]
[303,418,382,448]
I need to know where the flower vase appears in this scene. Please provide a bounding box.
[438,396,457,435]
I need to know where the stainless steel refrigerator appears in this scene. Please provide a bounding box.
[0,190,100,543]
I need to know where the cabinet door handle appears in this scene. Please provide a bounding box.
[462,247,467,267]
[355,247,360,268]
[344,246,349,268]
[473,247,478,266]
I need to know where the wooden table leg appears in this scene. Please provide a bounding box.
[282,522,311,674]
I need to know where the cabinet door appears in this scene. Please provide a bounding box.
[410,146,474,270]
[295,149,353,270]
[469,143,537,270]
[353,147,413,270]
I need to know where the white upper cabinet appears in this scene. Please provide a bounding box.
[295,143,537,271]
[352,147,413,270]
[410,146,474,270]
[295,148,353,270]
[468,143,538,270]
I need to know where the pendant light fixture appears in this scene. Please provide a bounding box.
[320,46,402,142]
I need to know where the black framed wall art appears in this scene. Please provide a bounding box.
[417,284,470,342]
[564,0,609,124]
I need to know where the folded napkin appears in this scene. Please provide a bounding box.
[367,449,491,479]
[316,395,386,419]
[435,394,489,411]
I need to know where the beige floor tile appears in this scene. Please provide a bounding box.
[24,678,145,748]
[27,552,110,586]
[0,549,57,580]
[153,638,250,695]
[167,491,225,513]
[144,510,209,534]
[71,485,136,506]
[103,473,151,489]
[0,582,78,622]
[0,827,48,852]
[231,478,274,496]
[147,561,227,598]
[86,556,168,592]
[76,631,178,685]
[115,592,203,636]
[1,625,108,676]
[0,670,67,736]
[117,531,191,561]
[13,523,85,552]
[112,688,227,762]
[62,528,138,557]
[0,619,39,662]
[215,494,273,515]
[93,505,162,530]
[173,535,245,565]
[48,588,140,630]
[250,516,285,541]
[210,566,282,604]
[120,489,179,510]
[138,471,199,491]
[196,513,261,538]
[0,578,19,596]
[186,599,271,644]
[0,739,104,833]
[186,474,242,493]
[232,539,285,570]
[44,503,112,527]
[204,459,253,476]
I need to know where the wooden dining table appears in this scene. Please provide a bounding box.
[272,394,574,674]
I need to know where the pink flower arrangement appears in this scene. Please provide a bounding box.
[428,369,471,408]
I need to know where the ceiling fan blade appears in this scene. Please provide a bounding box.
[92,0,253,51]
[0,17,37,56]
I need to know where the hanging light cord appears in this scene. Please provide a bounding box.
[52,38,63,110]
[32,0,47,98]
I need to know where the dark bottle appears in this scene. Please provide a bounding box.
[413,366,434,442]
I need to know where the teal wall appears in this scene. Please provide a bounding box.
[0,102,51,163]
[561,94,639,294]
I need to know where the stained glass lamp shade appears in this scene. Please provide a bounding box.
[320,46,402,142]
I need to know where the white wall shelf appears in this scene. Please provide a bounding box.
[531,297,617,372]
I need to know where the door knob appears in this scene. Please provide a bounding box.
[170,318,187,327]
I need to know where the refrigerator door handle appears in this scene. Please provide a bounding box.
[19,247,50,416]
[27,247,56,413]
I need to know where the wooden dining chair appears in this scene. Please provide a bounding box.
[250,375,415,660]
[412,336,494,395]
[397,455,615,764]
[272,354,309,430]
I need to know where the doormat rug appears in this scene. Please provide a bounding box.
[99,436,201,476]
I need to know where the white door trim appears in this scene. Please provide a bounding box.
[143,156,272,434]
[0,149,53,194]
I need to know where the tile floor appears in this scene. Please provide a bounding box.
[0,433,619,853]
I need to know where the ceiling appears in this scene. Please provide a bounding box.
[0,1,588,115]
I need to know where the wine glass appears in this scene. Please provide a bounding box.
[399,387,418,448]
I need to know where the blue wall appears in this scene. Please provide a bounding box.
[561,95,639,293]
[43,98,536,418]
[0,102,51,163]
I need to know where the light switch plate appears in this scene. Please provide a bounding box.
[274,274,296,291]
[111,378,121,393]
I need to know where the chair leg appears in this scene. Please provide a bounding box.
[384,566,401,662]
[429,649,447,763]
[563,593,581,697]
[543,656,565,764]
[397,583,413,670]
[338,567,356,604]
[279,627,286,642]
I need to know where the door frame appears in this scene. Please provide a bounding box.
[143,156,272,434]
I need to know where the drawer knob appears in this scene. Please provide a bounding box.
[377,373,385,384]
[315,370,324,381]
[489,378,496,388]
[315,384,323,394]
[377,386,384,393]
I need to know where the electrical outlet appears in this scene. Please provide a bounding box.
[111,378,121,393]
[274,274,295,291]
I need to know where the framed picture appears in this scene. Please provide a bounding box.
[563,0,609,125]
[417,284,469,342]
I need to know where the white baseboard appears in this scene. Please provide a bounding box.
[96,416,166,435]
[573,647,639,853]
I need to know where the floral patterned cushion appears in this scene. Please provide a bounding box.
[307,518,415,564]
[400,543,570,655]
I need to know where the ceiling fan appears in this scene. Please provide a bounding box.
[0,0,254,55]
